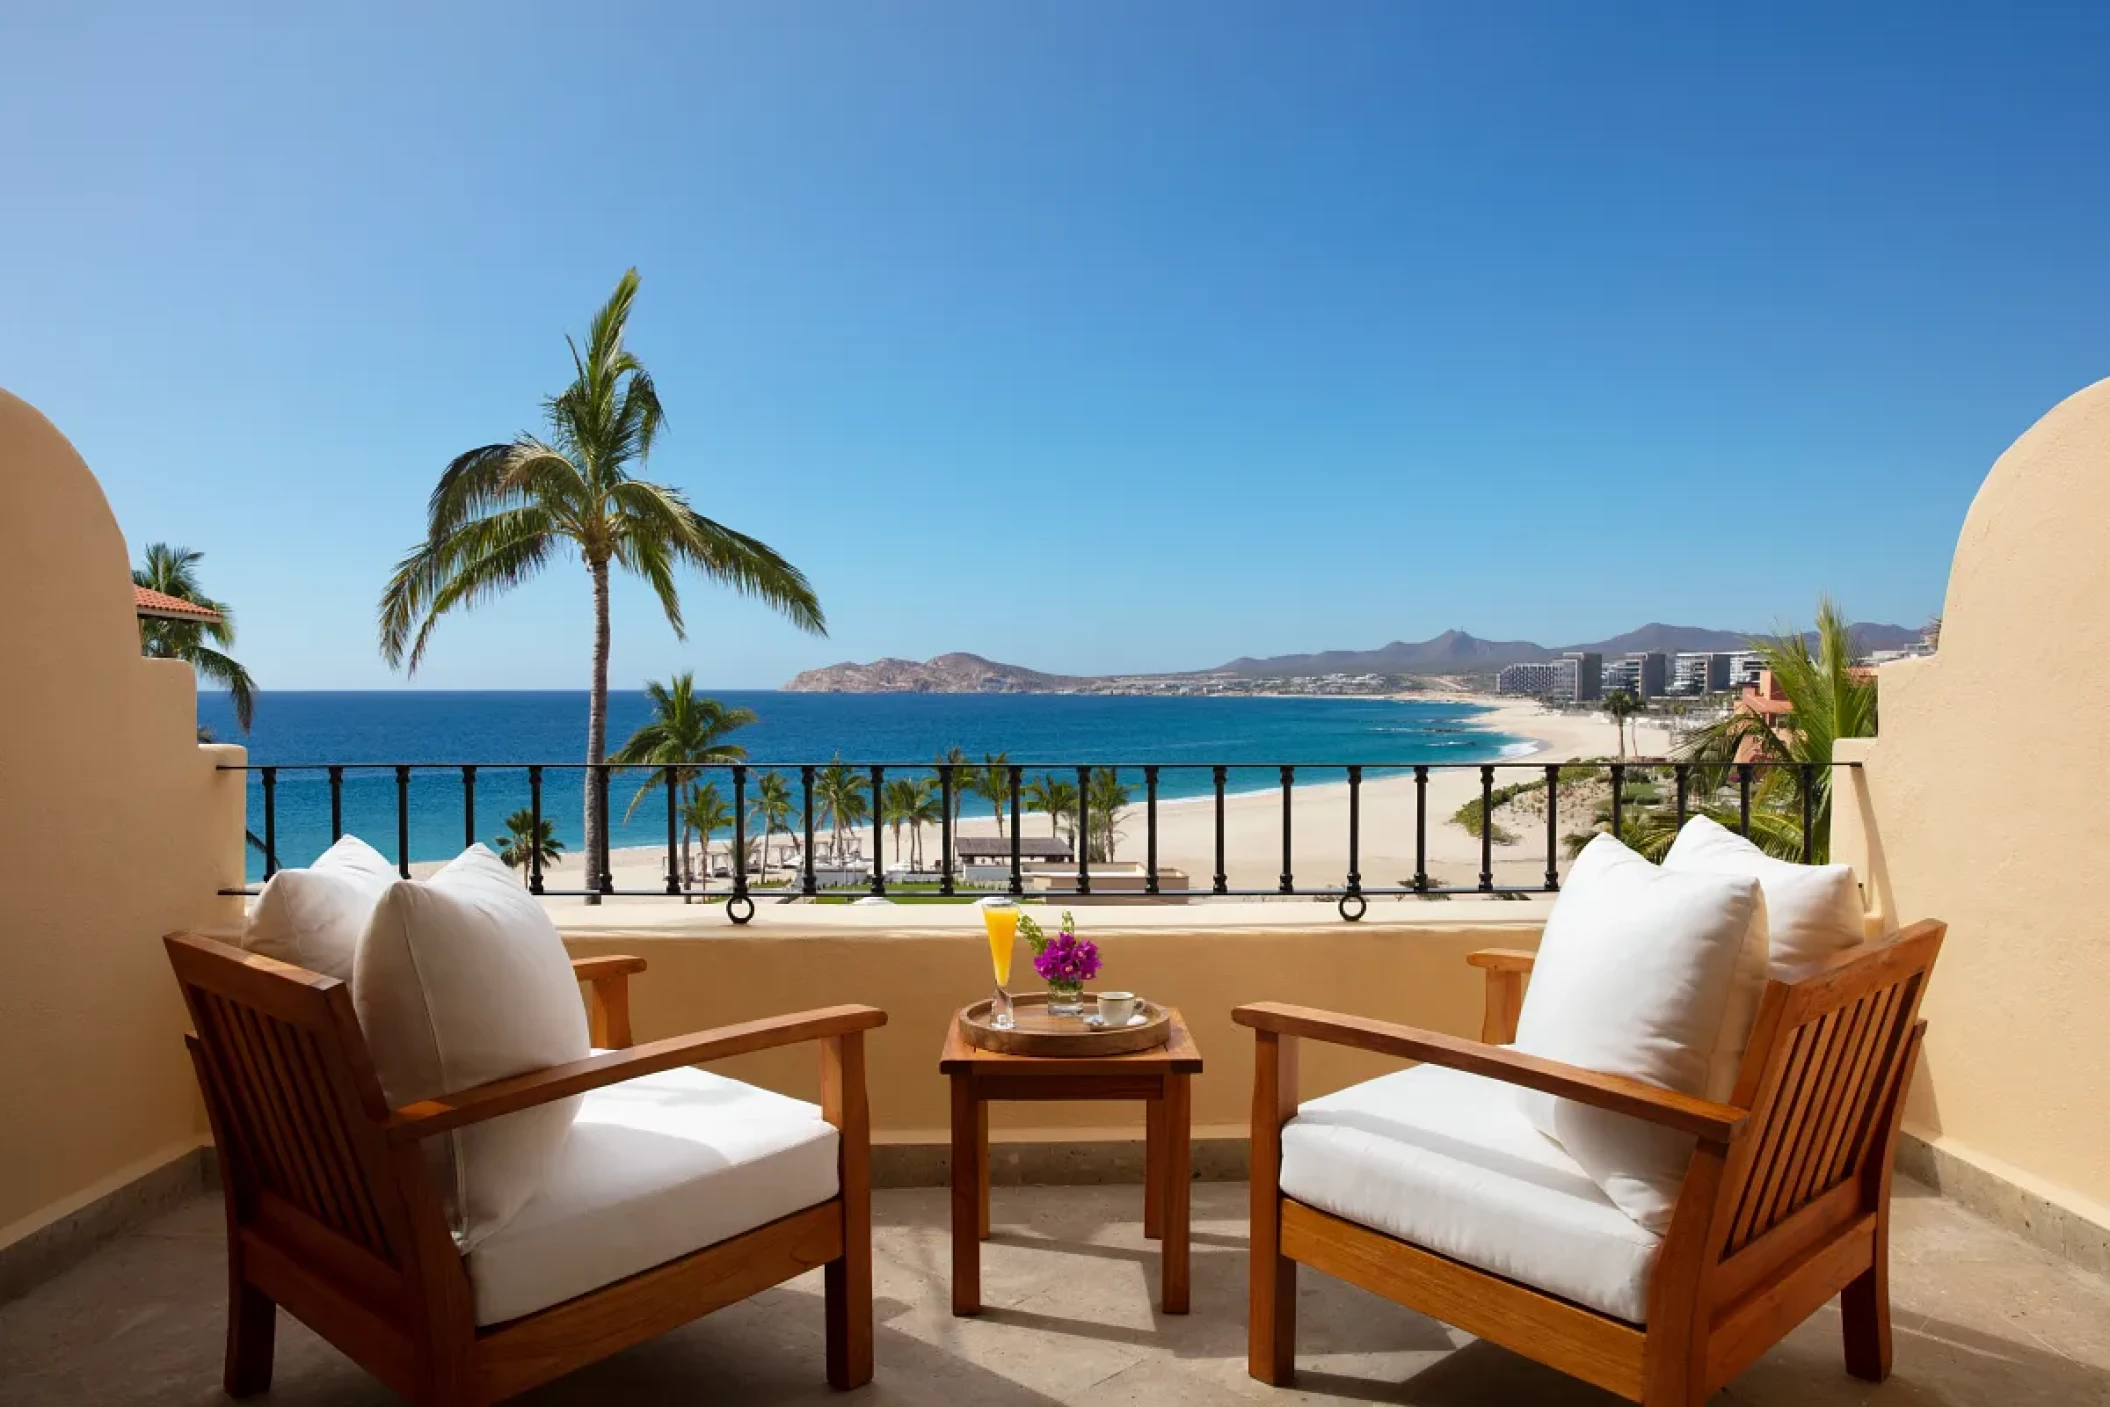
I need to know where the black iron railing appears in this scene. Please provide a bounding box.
[221,757,1856,923]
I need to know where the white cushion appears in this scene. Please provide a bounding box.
[1281,1064,1661,1322]
[354,844,589,1250]
[1513,835,1767,1233]
[1664,815,1864,974]
[242,835,396,982]
[465,1063,840,1325]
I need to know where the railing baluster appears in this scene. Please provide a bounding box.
[665,768,681,895]
[261,766,279,879]
[1610,761,1626,843]
[1414,765,1428,893]
[1675,762,1689,829]
[1544,763,1560,891]
[868,766,884,896]
[1008,764,1022,897]
[1478,765,1494,892]
[1738,762,1753,836]
[801,765,818,897]
[1279,765,1295,894]
[733,765,749,902]
[1076,766,1092,895]
[462,765,477,852]
[596,766,614,894]
[938,764,954,898]
[1800,762,1815,863]
[1212,765,1227,894]
[328,764,343,842]
[528,765,544,895]
[394,765,411,879]
[1346,765,1362,895]
[1145,765,1161,896]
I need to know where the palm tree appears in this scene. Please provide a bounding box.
[606,674,755,853]
[1086,768,1133,863]
[494,808,565,881]
[747,770,795,874]
[1603,689,1639,758]
[134,543,258,731]
[892,775,942,870]
[881,776,921,868]
[935,747,975,868]
[1021,774,1079,847]
[377,270,826,903]
[972,751,1012,837]
[814,756,869,862]
[1672,597,1877,861]
[682,783,732,894]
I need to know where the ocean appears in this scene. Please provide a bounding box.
[201,690,1529,879]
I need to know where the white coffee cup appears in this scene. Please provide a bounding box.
[1097,991,1139,1027]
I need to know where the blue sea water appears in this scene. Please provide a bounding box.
[201,690,1529,880]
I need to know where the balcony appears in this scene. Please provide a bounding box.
[5,1179,2104,1404]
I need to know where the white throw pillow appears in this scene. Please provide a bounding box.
[1664,815,1864,974]
[1513,835,1767,1233]
[242,835,398,982]
[354,844,588,1249]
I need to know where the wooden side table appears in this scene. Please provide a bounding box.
[939,1006,1204,1315]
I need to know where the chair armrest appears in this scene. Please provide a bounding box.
[1232,1002,1746,1146]
[571,954,647,1047]
[385,1004,888,1145]
[1466,948,1535,1043]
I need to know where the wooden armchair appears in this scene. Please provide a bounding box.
[1237,919,1944,1407]
[166,933,885,1405]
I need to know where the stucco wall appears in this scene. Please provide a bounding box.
[1831,378,2110,1228]
[562,919,1540,1142]
[0,390,247,1248]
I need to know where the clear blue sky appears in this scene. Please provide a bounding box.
[5,2,2106,689]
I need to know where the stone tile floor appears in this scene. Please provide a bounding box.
[2,1178,2106,1405]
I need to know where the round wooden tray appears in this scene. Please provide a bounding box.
[959,993,1172,1056]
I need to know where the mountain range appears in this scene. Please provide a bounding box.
[782,622,1926,692]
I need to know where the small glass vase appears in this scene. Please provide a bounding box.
[1045,981,1087,1017]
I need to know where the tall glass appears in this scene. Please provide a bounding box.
[981,898,1020,1029]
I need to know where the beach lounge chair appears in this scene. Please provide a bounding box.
[1239,846,1942,1405]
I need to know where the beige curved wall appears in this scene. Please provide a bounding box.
[0,390,247,1248]
[1834,377,2110,1229]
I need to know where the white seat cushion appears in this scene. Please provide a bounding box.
[1281,1064,1661,1323]
[1512,835,1767,1233]
[1664,815,1865,973]
[242,834,396,982]
[465,1063,840,1325]
[354,844,590,1250]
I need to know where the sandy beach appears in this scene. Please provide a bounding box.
[513,696,1674,908]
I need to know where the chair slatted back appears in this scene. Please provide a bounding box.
[1716,921,1942,1259]
[167,935,423,1276]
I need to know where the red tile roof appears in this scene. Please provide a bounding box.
[133,585,223,624]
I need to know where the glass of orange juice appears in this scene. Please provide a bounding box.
[981,897,1020,1029]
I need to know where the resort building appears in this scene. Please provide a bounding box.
[1493,658,1573,697]
[1602,649,1668,699]
[1560,649,1603,701]
[1670,650,1736,695]
[5,379,2110,1403]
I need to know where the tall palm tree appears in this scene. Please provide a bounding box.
[973,751,1012,837]
[134,543,258,731]
[747,770,795,874]
[377,270,826,903]
[1674,597,1877,862]
[1021,773,1078,847]
[881,776,921,869]
[1603,689,1639,758]
[494,808,565,881]
[607,672,754,824]
[935,747,975,868]
[1086,768,1133,863]
[892,775,942,870]
[682,783,732,894]
[814,756,869,862]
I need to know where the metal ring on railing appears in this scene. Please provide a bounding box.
[1337,892,1368,923]
[726,895,755,925]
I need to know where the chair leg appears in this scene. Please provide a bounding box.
[224,1276,275,1398]
[1841,1260,1892,1382]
